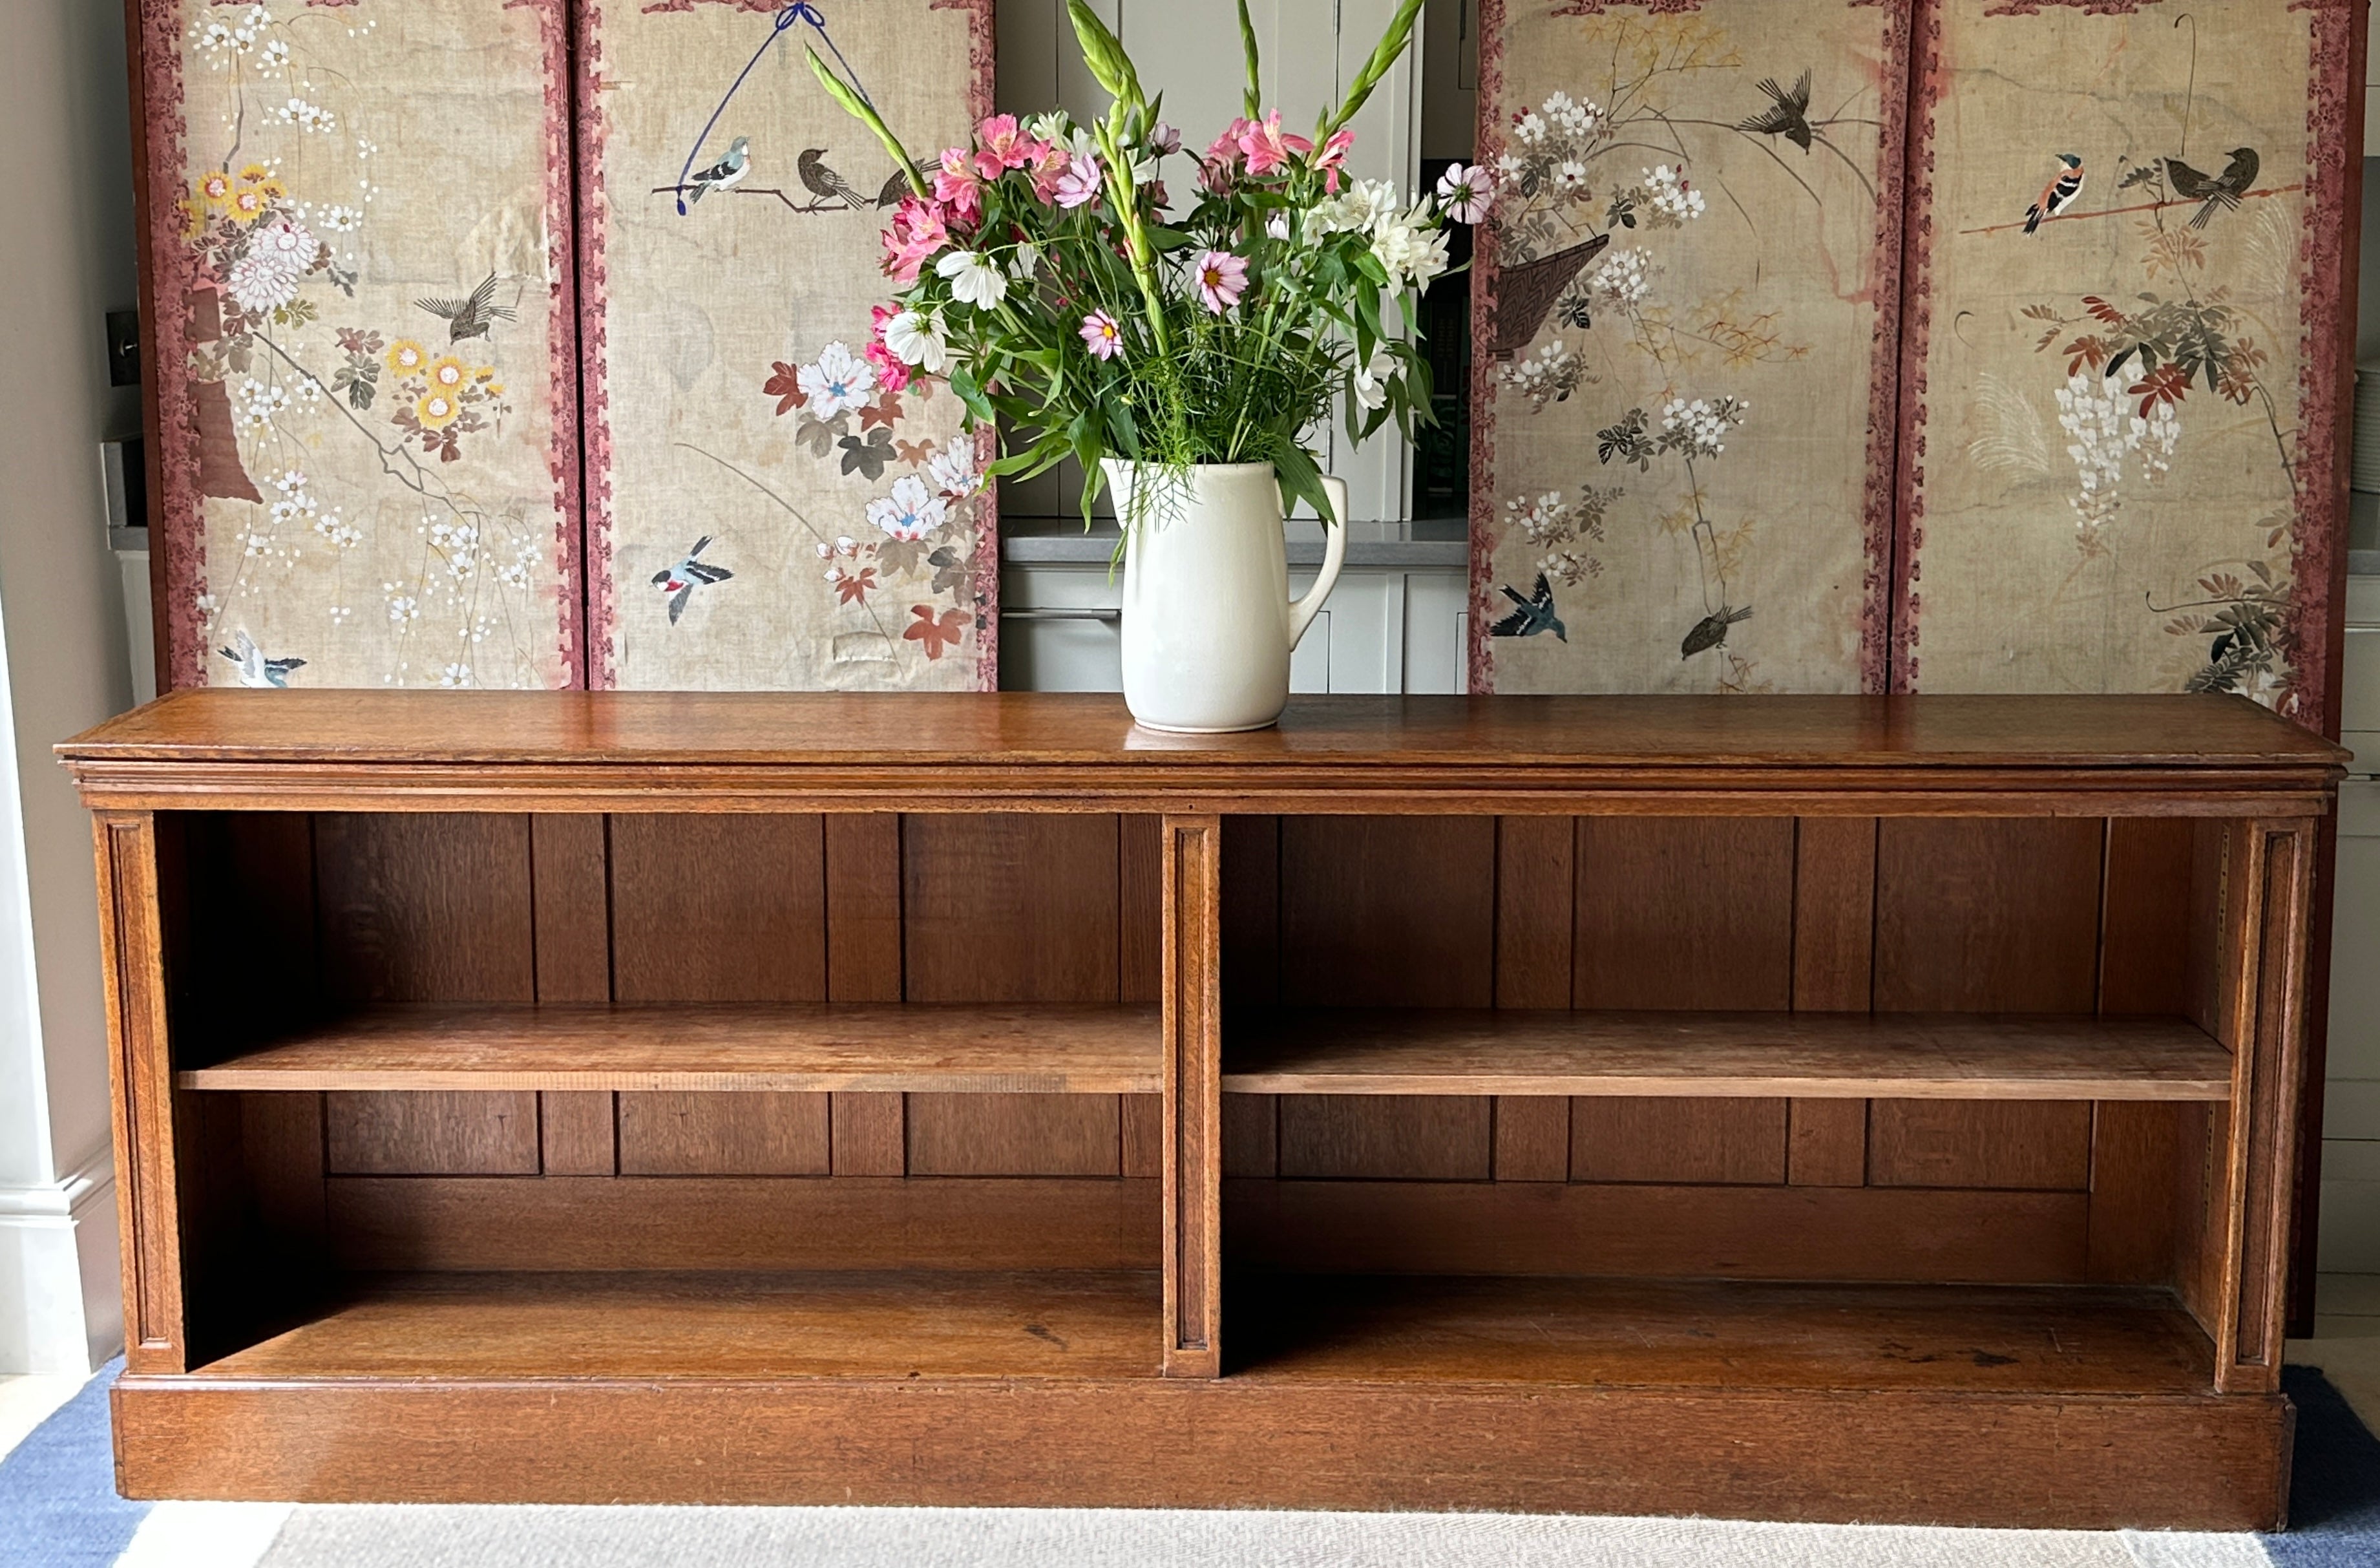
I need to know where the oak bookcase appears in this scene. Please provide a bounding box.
[59,691,2345,1527]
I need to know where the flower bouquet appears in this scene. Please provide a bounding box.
[806,0,1491,730]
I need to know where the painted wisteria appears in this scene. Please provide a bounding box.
[806,0,1475,526]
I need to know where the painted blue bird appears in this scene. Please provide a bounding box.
[653,536,732,624]
[1490,575,1568,643]
[685,136,752,206]
[219,630,306,688]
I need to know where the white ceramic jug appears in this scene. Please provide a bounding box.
[1103,460,1349,733]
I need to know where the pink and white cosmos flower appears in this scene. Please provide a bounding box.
[1192,249,1248,314]
[1053,153,1102,209]
[1435,162,1494,224]
[1079,310,1122,360]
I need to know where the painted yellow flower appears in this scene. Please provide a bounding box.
[237,162,272,185]
[178,199,207,240]
[226,184,270,225]
[427,356,469,392]
[195,169,236,209]
[386,339,429,376]
[414,390,462,430]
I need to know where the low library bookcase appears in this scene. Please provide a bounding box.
[60,691,2344,1527]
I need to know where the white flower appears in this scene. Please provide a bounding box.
[1309,178,1400,238]
[1645,163,1706,220]
[253,214,319,270]
[1435,163,1493,224]
[1506,491,1576,546]
[928,447,979,496]
[1495,152,1526,182]
[936,248,1007,311]
[1008,240,1041,281]
[318,204,364,234]
[1499,339,1587,410]
[226,251,300,313]
[1658,396,1747,458]
[239,378,290,426]
[1026,111,1072,144]
[1265,211,1291,240]
[884,310,948,373]
[1543,91,1601,139]
[275,97,336,133]
[438,663,474,688]
[1590,247,1652,306]
[796,341,876,419]
[1555,160,1589,192]
[1371,209,1450,291]
[258,37,290,70]
[866,474,948,542]
[1351,346,1396,412]
[1513,111,1546,145]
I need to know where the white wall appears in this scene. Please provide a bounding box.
[0,0,143,1373]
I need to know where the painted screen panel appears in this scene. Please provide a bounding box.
[580,0,996,690]
[1468,0,1910,695]
[1895,0,2357,725]
[142,0,582,691]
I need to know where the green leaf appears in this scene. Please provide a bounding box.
[1322,0,1426,137]
[947,366,996,423]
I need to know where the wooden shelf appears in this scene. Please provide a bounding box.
[193,1270,1163,1382]
[178,1003,1161,1094]
[1222,1010,2233,1100]
[1230,1275,2216,1395]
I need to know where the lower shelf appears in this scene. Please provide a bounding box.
[194,1270,1163,1382]
[1228,1275,2217,1394]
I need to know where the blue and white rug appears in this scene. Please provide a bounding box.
[4,1363,2374,1567]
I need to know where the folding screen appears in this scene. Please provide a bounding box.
[1895,0,2359,727]
[137,0,582,690]
[1466,0,1911,695]
[576,0,996,690]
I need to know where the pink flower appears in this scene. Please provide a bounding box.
[1192,249,1248,313]
[933,148,984,225]
[1054,153,1102,209]
[1150,122,1181,156]
[1079,310,1122,360]
[974,114,1033,172]
[1027,142,1073,204]
[1316,129,1356,193]
[880,195,950,285]
[1205,118,1252,169]
[1236,110,1312,177]
[864,338,912,393]
[1435,162,1493,224]
[1197,158,1236,197]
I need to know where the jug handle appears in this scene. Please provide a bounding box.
[1288,475,1348,652]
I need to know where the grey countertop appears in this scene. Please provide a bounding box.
[1000,516,1469,569]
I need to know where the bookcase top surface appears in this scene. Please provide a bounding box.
[57,692,2346,816]
[58,690,2347,768]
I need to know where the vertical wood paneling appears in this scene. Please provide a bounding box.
[325,1090,540,1175]
[97,815,185,1372]
[1278,1096,1492,1180]
[1279,817,1495,1183]
[905,814,1122,1175]
[1872,820,2102,1194]
[539,1092,617,1176]
[1122,1094,1163,1179]
[174,813,318,1042]
[2101,817,2196,1015]
[1867,1102,2094,1191]
[316,814,535,1002]
[238,1091,324,1256]
[611,814,830,1176]
[1572,818,1793,1187]
[1873,819,2102,1012]
[2087,1101,2187,1286]
[1220,816,1281,1174]
[1792,818,1877,1187]
[616,1092,831,1176]
[1572,1097,1789,1185]
[1121,815,1163,1004]
[825,813,906,1174]
[1493,1099,1571,1181]
[317,814,534,1177]
[609,814,826,1002]
[1576,821,1794,1010]
[1787,1101,1869,1187]
[531,814,613,1174]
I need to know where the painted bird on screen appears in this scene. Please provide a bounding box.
[2023,154,2085,235]
[1736,70,1816,153]
[799,149,871,211]
[218,630,306,688]
[684,135,752,206]
[414,273,516,343]
[1490,575,1568,643]
[653,537,733,625]
[1680,605,1753,659]
[2165,147,2259,229]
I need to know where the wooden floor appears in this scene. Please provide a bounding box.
[195,1271,1165,1381]
[1229,1275,2218,1393]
